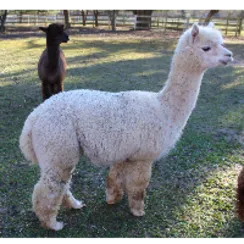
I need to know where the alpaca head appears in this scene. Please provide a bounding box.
[175,23,233,71]
[39,23,69,45]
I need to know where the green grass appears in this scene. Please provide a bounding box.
[0,31,244,237]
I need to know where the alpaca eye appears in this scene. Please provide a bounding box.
[202,46,211,52]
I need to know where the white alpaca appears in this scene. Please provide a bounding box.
[19,23,233,231]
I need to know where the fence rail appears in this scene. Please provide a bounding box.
[5,14,244,36]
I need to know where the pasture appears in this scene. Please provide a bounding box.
[0,29,244,237]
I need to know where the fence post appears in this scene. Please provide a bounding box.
[108,15,110,29]
[225,17,229,36]
[176,17,179,32]
[238,18,243,36]
[133,15,137,30]
[123,15,125,27]
[235,17,239,37]
[164,16,167,32]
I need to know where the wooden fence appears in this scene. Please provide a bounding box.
[5,14,244,36]
[151,16,243,36]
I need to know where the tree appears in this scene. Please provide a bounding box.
[181,10,186,18]
[63,8,71,28]
[81,10,88,26]
[204,10,219,24]
[107,10,118,32]
[93,10,99,27]
[133,10,153,30]
[0,10,7,33]
[239,10,244,19]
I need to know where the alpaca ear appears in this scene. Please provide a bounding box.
[191,23,199,38]
[39,27,48,33]
[207,22,215,28]
[191,23,199,43]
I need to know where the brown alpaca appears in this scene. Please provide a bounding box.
[38,23,69,101]
[237,168,244,220]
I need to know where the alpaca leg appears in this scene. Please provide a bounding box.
[124,161,152,217]
[106,162,125,205]
[32,167,72,231]
[62,179,85,209]
[31,113,80,230]
[62,190,85,209]
[56,82,63,93]
[237,167,244,221]
[51,83,63,95]
[42,82,52,100]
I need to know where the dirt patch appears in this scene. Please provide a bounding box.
[214,128,244,147]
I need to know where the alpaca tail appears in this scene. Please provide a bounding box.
[19,112,38,164]
[236,167,244,221]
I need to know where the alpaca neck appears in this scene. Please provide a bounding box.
[159,55,205,126]
[46,43,60,70]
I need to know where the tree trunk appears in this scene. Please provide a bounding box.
[111,11,116,32]
[94,10,99,27]
[81,10,88,26]
[0,10,7,33]
[107,10,118,32]
[19,10,23,23]
[181,10,185,18]
[133,10,153,30]
[63,10,71,29]
[204,10,219,24]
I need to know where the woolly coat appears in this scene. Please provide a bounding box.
[20,89,174,167]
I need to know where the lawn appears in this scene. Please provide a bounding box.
[0,29,244,237]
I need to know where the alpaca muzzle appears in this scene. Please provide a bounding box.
[63,35,69,43]
[219,51,233,65]
[221,48,233,65]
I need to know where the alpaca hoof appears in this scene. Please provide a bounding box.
[106,191,123,205]
[72,200,86,209]
[62,197,86,209]
[107,199,117,205]
[51,221,64,231]
[131,209,145,217]
[106,197,122,205]
[42,221,64,231]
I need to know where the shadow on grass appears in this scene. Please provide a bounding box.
[0,25,177,41]
[0,26,133,39]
